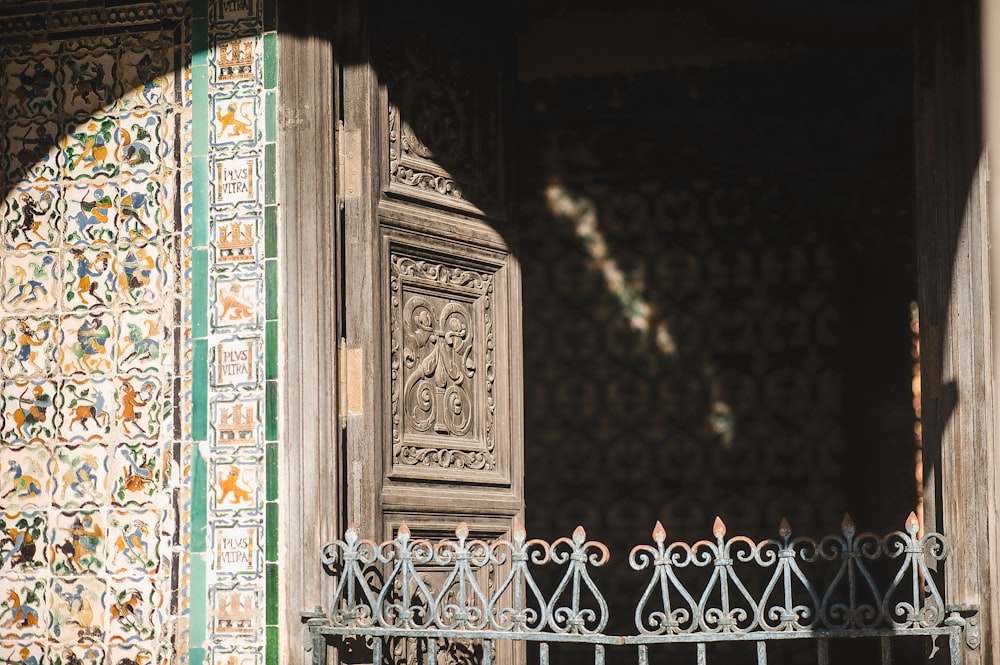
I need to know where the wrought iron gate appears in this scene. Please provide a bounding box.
[303,514,979,664]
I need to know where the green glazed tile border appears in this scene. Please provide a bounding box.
[189,647,207,665]
[266,320,277,380]
[265,142,276,205]
[263,32,276,89]
[266,562,279,625]
[265,502,278,562]
[265,91,276,143]
[193,156,210,246]
[191,444,208,551]
[265,260,277,321]
[265,379,277,440]
[192,249,209,337]
[192,69,209,156]
[192,339,209,441]
[266,626,279,665]
[265,442,277,500]
[265,206,277,259]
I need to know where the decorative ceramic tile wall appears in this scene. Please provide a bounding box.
[0,5,189,664]
[0,1,279,664]
[194,0,278,664]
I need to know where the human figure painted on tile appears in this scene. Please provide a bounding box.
[12,192,51,245]
[7,384,52,439]
[56,515,102,574]
[71,315,111,373]
[120,124,154,170]
[119,245,156,294]
[5,254,54,305]
[58,454,100,503]
[119,182,156,237]
[9,646,40,665]
[219,283,252,322]
[9,319,52,374]
[119,382,149,435]
[9,61,54,114]
[119,319,160,366]
[11,125,56,177]
[66,60,107,106]
[71,187,114,244]
[54,582,102,639]
[2,460,42,500]
[68,247,112,306]
[68,117,115,174]
[0,524,38,569]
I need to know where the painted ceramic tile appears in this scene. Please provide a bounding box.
[211,458,258,514]
[213,523,262,578]
[63,116,119,181]
[52,644,106,665]
[114,376,162,440]
[1,379,58,443]
[105,576,161,643]
[118,111,163,178]
[51,444,108,510]
[211,337,260,390]
[108,511,159,575]
[50,576,105,643]
[59,313,115,375]
[64,248,117,310]
[59,378,114,443]
[211,584,260,639]
[107,643,154,665]
[50,510,105,576]
[119,46,168,111]
[212,278,259,328]
[115,241,169,307]
[0,643,46,665]
[1,183,62,249]
[210,90,258,149]
[3,54,60,118]
[211,397,261,449]
[212,647,261,665]
[0,443,49,510]
[110,442,163,507]
[212,0,261,24]
[61,48,116,117]
[116,310,164,375]
[212,215,258,266]
[0,577,47,639]
[5,119,60,182]
[211,156,259,208]
[64,181,118,246]
[1,251,59,312]
[117,178,162,243]
[1,316,57,378]
[0,512,47,573]
[210,37,259,86]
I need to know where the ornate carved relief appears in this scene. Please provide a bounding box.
[382,23,502,215]
[389,252,496,474]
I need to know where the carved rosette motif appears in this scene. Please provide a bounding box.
[390,254,496,472]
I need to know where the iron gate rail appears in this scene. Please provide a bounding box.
[303,514,979,664]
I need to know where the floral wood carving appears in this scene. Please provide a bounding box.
[390,254,496,472]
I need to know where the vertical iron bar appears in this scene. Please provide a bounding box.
[638,644,649,665]
[426,637,438,665]
[311,632,326,665]
[594,644,605,665]
[483,639,492,665]
[949,629,962,665]
[372,637,382,665]
[756,640,767,665]
[817,638,829,665]
[540,642,549,665]
[697,642,707,665]
[880,636,891,665]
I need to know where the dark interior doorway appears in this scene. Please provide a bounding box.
[516,0,920,650]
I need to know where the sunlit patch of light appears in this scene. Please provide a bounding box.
[545,182,677,356]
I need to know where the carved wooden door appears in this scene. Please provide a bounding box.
[336,0,523,647]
